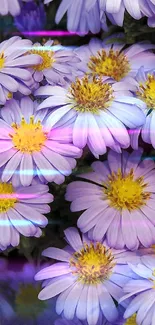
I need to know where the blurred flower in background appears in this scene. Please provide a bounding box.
[14,1,46,35]
[0,261,58,325]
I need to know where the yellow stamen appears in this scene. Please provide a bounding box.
[137,74,155,110]
[68,76,114,114]
[125,314,137,325]
[0,183,17,212]
[30,48,55,71]
[0,52,5,69]
[7,92,13,99]
[10,116,47,154]
[104,169,150,211]
[70,242,115,284]
[88,49,130,81]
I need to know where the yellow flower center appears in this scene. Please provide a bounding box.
[137,74,155,110]
[0,183,17,212]
[70,242,115,284]
[125,314,137,325]
[0,52,5,69]
[104,169,150,211]
[10,116,47,154]
[15,284,47,319]
[88,49,130,81]
[30,48,55,71]
[7,92,13,100]
[69,76,114,114]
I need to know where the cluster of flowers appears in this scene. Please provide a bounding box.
[2,0,155,34]
[1,29,155,325]
[1,2,155,324]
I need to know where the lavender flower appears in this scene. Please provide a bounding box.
[120,255,155,325]
[35,76,146,157]
[0,36,41,104]
[0,178,53,250]
[130,67,155,150]
[66,149,155,250]
[29,41,81,86]
[0,96,82,186]
[35,227,139,325]
[75,36,155,84]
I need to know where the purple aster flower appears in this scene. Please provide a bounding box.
[0,262,58,325]
[0,36,41,104]
[66,148,155,250]
[120,255,155,325]
[130,67,155,150]
[0,0,33,16]
[75,36,155,84]
[29,41,82,86]
[0,178,53,250]
[0,96,82,186]
[35,76,146,157]
[45,0,108,35]
[35,227,139,325]
[14,1,46,35]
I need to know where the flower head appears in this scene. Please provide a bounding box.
[120,255,155,325]
[66,149,155,250]
[14,1,46,35]
[75,36,155,84]
[35,76,145,158]
[29,41,81,86]
[35,77,146,157]
[0,36,41,104]
[0,97,82,186]
[35,227,139,325]
[0,177,53,250]
[130,67,155,150]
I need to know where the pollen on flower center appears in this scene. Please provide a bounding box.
[15,284,47,319]
[0,183,17,212]
[125,314,137,325]
[137,74,155,110]
[69,242,115,284]
[10,116,47,154]
[88,49,130,81]
[68,76,114,114]
[104,169,150,211]
[30,48,55,71]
